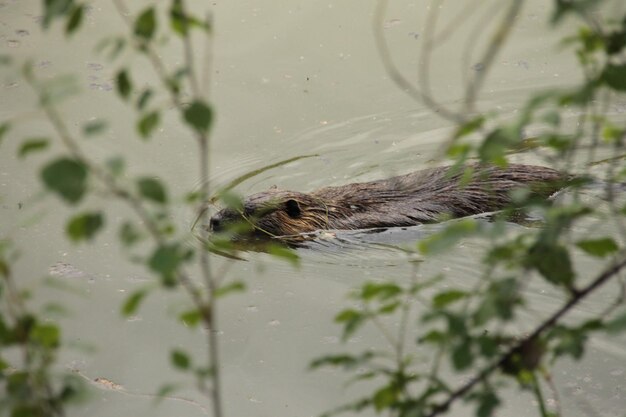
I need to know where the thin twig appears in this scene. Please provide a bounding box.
[463,0,525,113]
[373,0,463,124]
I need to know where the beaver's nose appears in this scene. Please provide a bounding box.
[209,216,222,232]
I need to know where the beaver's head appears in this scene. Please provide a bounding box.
[209,189,330,238]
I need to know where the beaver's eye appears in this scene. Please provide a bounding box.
[284,199,301,218]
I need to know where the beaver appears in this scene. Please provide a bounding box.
[209,163,566,239]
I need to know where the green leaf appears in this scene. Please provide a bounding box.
[42,0,73,28]
[451,341,473,370]
[179,309,202,327]
[372,385,398,412]
[41,157,88,204]
[215,281,246,298]
[18,138,49,158]
[527,243,575,287]
[137,177,167,204]
[360,282,402,301]
[602,63,626,91]
[183,100,213,134]
[454,116,485,139]
[433,290,467,308]
[418,219,479,254]
[65,4,84,35]
[0,122,10,146]
[116,69,131,100]
[66,212,104,242]
[576,237,618,258]
[134,7,156,41]
[106,156,125,177]
[31,323,60,348]
[119,221,142,246]
[136,89,153,110]
[148,243,192,287]
[137,111,160,139]
[122,289,148,316]
[170,0,188,35]
[171,349,190,370]
[267,245,300,267]
[605,311,626,334]
[476,390,500,417]
[335,309,366,342]
[83,119,108,136]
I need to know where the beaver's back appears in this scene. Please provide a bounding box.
[308,164,565,229]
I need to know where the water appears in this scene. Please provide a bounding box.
[1,1,625,416]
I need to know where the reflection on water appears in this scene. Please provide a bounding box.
[1,0,626,416]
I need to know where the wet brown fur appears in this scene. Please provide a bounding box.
[210,164,566,238]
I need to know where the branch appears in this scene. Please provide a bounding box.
[424,254,626,417]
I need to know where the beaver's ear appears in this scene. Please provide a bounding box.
[284,199,301,218]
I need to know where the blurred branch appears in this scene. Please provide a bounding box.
[424,253,626,417]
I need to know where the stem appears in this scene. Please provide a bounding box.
[531,371,550,417]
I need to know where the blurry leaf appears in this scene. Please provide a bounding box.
[137,177,167,204]
[154,383,180,404]
[476,390,500,417]
[602,63,626,91]
[137,111,160,139]
[550,326,586,360]
[95,36,126,60]
[31,323,60,348]
[451,340,473,370]
[136,88,153,110]
[454,116,485,138]
[42,0,73,28]
[122,289,148,316]
[83,119,108,136]
[134,7,157,41]
[267,245,300,267]
[433,290,467,308]
[0,122,10,146]
[576,237,618,258]
[65,4,84,35]
[360,282,402,301]
[116,69,131,100]
[41,157,88,204]
[378,301,401,314]
[179,309,202,327]
[541,110,561,127]
[418,219,479,254]
[606,30,626,55]
[477,334,498,357]
[106,156,125,176]
[605,311,626,334]
[527,243,574,287]
[183,100,213,134]
[171,349,190,370]
[18,138,49,158]
[0,55,11,66]
[119,221,142,246]
[148,243,193,287]
[335,309,366,342]
[479,127,517,166]
[373,385,398,412]
[419,329,446,345]
[215,281,246,298]
[66,211,104,242]
[170,0,189,35]
[39,74,80,105]
[310,352,376,370]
